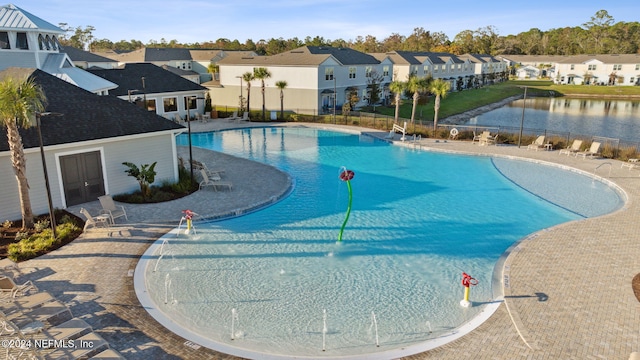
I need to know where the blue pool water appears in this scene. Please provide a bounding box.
[138,127,623,359]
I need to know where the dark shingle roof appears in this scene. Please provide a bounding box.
[87,63,207,96]
[143,48,192,61]
[61,46,118,63]
[0,68,184,152]
[305,46,380,65]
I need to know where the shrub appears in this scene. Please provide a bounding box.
[8,222,81,262]
[34,219,50,232]
[15,231,29,241]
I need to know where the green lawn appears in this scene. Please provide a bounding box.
[367,80,640,122]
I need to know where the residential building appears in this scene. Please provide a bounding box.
[190,49,258,83]
[61,45,118,69]
[0,68,184,221]
[211,46,393,115]
[87,63,209,121]
[553,54,640,85]
[458,53,508,85]
[0,4,117,94]
[102,47,201,83]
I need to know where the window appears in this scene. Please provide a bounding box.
[184,96,196,110]
[636,64,640,71]
[16,32,28,49]
[325,67,334,81]
[613,64,622,71]
[349,67,356,79]
[433,65,439,73]
[631,77,635,84]
[382,66,389,77]
[588,64,597,71]
[423,65,429,74]
[146,99,157,112]
[38,34,45,50]
[0,32,8,49]
[163,97,178,112]
[570,64,575,70]
[365,66,373,78]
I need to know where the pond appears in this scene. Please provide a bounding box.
[467,97,640,142]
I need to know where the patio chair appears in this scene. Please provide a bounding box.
[575,141,601,159]
[226,111,238,120]
[558,139,583,156]
[198,169,233,191]
[5,299,73,329]
[98,195,128,224]
[191,160,225,179]
[527,135,546,151]
[238,111,249,121]
[621,158,639,171]
[0,275,37,299]
[0,291,56,315]
[79,208,110,231]
[472,131,481,144]
[41,317,93,342]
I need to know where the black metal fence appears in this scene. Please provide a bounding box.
[289,111,639,159]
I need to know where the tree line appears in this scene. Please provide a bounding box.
[60,10,639,56]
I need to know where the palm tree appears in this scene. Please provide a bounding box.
[0,74,47,229]
[389,80,406,123]
[253,67,272,121]
[429,78,451,134]
[207,63,219,81]
[275,80,287,120]
[241,71,254,115]
[406,75,430,123]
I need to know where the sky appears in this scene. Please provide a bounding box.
[16,1,640,45]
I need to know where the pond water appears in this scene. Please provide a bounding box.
[468,97,640,142]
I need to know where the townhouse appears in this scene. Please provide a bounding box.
[210,46,393,115]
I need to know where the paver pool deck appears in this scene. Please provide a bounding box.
[16,120,640,360]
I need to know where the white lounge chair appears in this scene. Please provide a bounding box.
[80,208,110,230]
[621,158,639,171]
[527,135,546,151]
[227,111,238,120]
[575,141,601,159]
[0,275,37,299]
[558,139,583,156]
[472,131,481,144]
[191,160,225,179]
[98,195,128,224]
[198,169,233,191]
[237,111,249,121]
[0,291,56,315]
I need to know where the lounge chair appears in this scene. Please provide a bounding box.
[0,275,37,299]
[80,208,110,230]
[621,158,639,171]
[527,135,546,151]
[5,299,73,328]
[575,141,601,159]
[237,111,249,121]
[558,139,583,156]
[0,291,56,314]
[470,131,482,144]
[41,317,93,342]
[227,111,238,120]
[91,348,128,359]
[191,160,225,179]
[98,195,128,224]
[198,169,233,191]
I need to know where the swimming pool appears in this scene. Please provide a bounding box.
[136,127,623,359]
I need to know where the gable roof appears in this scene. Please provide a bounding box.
[61,46,118,64]
[0,4,63,33]
[87,63,207,96]
[106,47,193,62]
[218,46,379,67]
[0,67,184,152]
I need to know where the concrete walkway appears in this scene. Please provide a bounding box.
[15,119,640,359]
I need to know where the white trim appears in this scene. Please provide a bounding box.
[54,147,106,209]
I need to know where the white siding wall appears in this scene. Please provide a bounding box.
[0,132,178,221]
